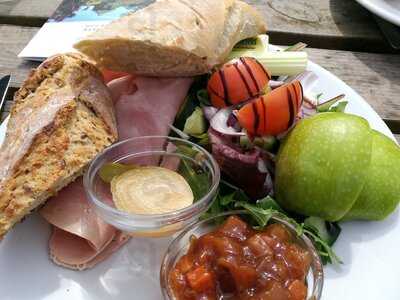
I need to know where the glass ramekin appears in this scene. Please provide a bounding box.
[160,211,324,300]
[84,136,220,237]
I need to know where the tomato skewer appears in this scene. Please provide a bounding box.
[237,80,303,136]
[207,57,271,108]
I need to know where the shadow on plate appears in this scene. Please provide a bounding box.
[326,208,400,278]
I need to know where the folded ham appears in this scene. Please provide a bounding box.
[40,75,193,270]
[114,76,193,139]
[40,178,129,270]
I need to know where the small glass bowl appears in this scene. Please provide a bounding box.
[160,211,324,300]
[84,136,220,237]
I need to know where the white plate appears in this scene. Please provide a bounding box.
[0,57,399,300]
[355,0,400,27]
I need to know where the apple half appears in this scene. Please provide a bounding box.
[275,112,400,221]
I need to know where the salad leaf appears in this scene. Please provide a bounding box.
[328,101,348,113]
[176,145,210,201]
[220,192,236,206]
[235,201,275,229]
[303,226,343,265]
[190,132,210,147]
[99,162,137,183]
[235,201,303,234]
[179,158,209,201]
[303,216,342,264]
[254,136,279,153]
[174,75,209,130]
[183,107,207,136]
[256,196,283,212]
[202,180,250,220]
[197,89,211,107]
[304,216,341,246]
[175,94,198,130]
[201,194,224,221]
[240,136,253,150]
[233,199,342,265]
[317,94,346,112]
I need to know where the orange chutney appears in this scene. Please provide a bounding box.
[169,216,311,300]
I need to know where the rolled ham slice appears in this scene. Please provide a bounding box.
[40,75,192,270]
[40,179,129,270]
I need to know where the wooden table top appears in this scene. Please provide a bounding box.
[0,0,399,141]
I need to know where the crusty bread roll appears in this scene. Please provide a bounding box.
[74,0,267,76]
[0,54,117,239]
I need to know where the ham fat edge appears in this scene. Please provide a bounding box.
[40,75,193,270]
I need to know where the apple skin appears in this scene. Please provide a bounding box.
[343,130,400,220]
[275,112,373,221]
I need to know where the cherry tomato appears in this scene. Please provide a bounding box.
[237,80,303,136]
[207,57,271,108]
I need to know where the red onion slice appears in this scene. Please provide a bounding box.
[269,80,285,90]
[210,108,246,137]
[202,106,218,121]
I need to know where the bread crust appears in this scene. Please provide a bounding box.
[74,0,267,76]
[0,53,118,239]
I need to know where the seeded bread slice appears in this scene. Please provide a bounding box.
[0,53,118,239]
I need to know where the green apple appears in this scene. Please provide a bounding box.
[343,130,400,220]
[275,112,373,221]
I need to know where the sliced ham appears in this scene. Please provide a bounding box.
[102,70,130,84]
[40,179,115,251]
[107,74,137,102]
[40,179,129,270]
[49,228,128,271]
[41,75,192,270]
[115,76,193,139]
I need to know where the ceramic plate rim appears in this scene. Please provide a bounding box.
[355,0,400,27]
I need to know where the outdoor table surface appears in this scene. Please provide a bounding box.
[0,0,399,142]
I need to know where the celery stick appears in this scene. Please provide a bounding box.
[229,34,308,76]
[255,51,308,76]
[229,51,308,76]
